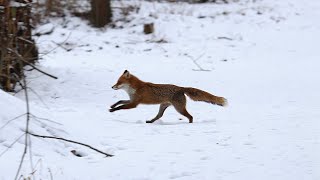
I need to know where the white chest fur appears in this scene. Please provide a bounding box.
[120,83,136,96]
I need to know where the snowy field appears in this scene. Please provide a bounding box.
[1,0,320,179]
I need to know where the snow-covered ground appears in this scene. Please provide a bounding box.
[1,0,320,179]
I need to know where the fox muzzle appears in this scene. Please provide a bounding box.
[112,85,119,90]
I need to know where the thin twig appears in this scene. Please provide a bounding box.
[29,133,114,157]
[30,159,42,179]
[17,175,23,180]
[38,32,72,58]
[16,75,33,95]
[185,53,211,72]
[28,134,36,180]
[48,168,53,180]
[30,114,62,126]
[6,48,58,80]
[217,36,233,41]
[17,37,35,44]
[0,133,25,158]
[15,146,28,180]
[24,62,58,79]
[14,56,31,180]
[27,87,50,109]
[31,118,66,136]
[51,41,73,52]
[0,113,26,131]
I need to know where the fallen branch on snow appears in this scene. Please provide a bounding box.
[28,132,114,157]
[185,53,211,72]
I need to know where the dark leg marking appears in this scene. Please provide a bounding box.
[110,100,130,109]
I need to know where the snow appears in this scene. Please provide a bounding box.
[1,0,320,179]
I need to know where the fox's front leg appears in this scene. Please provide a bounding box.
[109,102,138,112]
[110,100,130,109]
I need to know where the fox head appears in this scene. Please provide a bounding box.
[112,70,132,90]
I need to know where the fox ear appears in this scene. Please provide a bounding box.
[123,70,130,78]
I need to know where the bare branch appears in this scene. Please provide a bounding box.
[14,135,28,180]
[28,134,36,180]
[5,48,58,80]
[185,53,211,72]
[27,87,50,109]
[30,114,62,126]
[48,168,53,180]
[15,56,31,180]
[38,32,72,58]
[217,36,233,41]
[0,113,27,131]
[30,159,42,180]
[25,62,57,79]
[17,37,35,44]
[29,132,114,157]
[0,133,25,158]
[51,41,73,52]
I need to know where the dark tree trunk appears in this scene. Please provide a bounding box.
[0,0,38,92]
[91,0,112,28]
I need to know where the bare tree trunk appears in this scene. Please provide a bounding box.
[91,0,112,27]
[0,0,38,92]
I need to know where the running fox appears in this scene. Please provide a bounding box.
[109,70,227,123]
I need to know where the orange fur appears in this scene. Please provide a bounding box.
[110,70,227,123]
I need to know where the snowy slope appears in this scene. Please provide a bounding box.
[1,0,320,179]
[0,89,66,179]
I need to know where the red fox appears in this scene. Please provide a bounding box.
[110,70,227,123]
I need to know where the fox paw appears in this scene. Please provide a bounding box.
[109,108,115,112]
[146,120,153,123]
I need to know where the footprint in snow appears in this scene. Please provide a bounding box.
[71,149,88,157]
[200,156,210,160]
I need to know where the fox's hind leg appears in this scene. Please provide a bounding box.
[146,103,171,123]
[172,93,193,123]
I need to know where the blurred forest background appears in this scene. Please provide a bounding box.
[0,0,242,92]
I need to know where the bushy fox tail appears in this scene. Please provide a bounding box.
[183,87,227,107]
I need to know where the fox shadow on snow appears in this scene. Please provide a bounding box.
[111,119,216,125]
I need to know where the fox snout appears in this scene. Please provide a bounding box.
[112,85,119,90]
